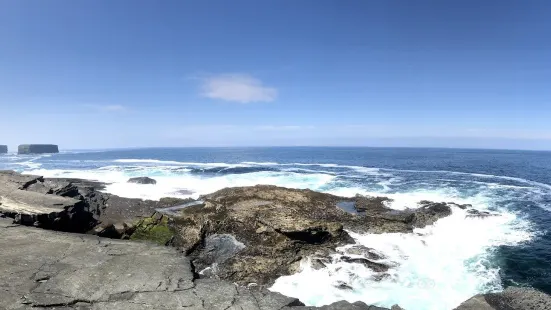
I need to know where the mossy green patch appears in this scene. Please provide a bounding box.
[130,214,174,245]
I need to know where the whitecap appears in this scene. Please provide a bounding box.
[270,198,534,310]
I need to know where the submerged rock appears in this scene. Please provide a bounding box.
[339,245,385,260]
[466,209,500,219]
[128,176,157,184]
[17,144,59,154]
[340,256,390,272]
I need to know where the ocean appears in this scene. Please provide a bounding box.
[1,147,550,310]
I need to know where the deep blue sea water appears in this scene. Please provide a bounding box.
[1,147,550,309]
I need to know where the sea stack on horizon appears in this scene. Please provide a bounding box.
[0,145,7,154]
[18,144,59,154]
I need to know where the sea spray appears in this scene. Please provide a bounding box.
[270,199,534,310]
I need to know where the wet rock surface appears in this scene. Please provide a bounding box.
[0,218,393,310]
[127,176,157,184]
[466,209,500,219]
[0,171,94,232]
[172,185,462,286]
[0,171,192,237]
[454,287,551,310]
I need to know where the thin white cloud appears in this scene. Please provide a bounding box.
[255,125,313,131]
[83,104,127,112]
[201,74,277,103]
[102,105,126,111]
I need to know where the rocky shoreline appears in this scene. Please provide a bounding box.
[1,170,550,309]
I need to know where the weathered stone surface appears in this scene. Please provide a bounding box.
[173,185,457,286]
[0,171,94,231]
[127,177,157,185]
[0,145,7,153]
[17,144,59,154]
[0,218,389,310]
[0,171,191,238]
[454,287,551,310]
[338,245,385,260]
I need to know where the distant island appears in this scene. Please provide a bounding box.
[18,144,59,154]
[0,145,7,154]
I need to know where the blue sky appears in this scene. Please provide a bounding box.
[1,0,550,150]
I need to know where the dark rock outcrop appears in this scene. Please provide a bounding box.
[454,287,551,310]
[466,209,500,219]
[171,185,458,286]
[340,256,390,272]
[0,145,7,153]
[0,171,95,232]
[17,144,59,154]
[1,217,392,310]
[339,245,385,260]
[128,176,157,184]
[0,171,190,238]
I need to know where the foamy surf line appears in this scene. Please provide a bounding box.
[24,167,337,200]
[271,205,534,310]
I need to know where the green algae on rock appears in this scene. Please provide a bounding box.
[130,212,175,246]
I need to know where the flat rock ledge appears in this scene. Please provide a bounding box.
[0,171,94,232]
[0,218,393,310]
[454,287,551,310]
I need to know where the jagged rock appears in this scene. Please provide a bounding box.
[159,196,195,206]
[0,171,95,232]
[340,256,390,272]
[410,201,453,227]
[454,287,551,310]
[466,209,500,219]
[0,145,7,153]
[17,144,59,154]
[173,185,455,286]
[128,176,157,184]
[334,281,354,290]
[310,256,331,270]
[354,195,392,213]
[0,171,190,239]
[0,218,394,310]
[339,245,385,260]
[193,234,246,268]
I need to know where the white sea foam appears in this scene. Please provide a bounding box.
[25,167,336,200]
[270,191,534,310]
